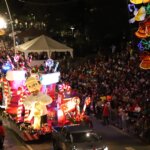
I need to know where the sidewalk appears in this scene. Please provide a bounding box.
[1,114,33,150]
[90,114,150,144]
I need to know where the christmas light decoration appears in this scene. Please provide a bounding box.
[130,0,150,5]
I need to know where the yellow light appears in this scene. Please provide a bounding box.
[130,0,150,4]
[0,17,7,35]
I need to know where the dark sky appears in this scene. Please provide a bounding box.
[4,0,130,39]
[9,0,128,19]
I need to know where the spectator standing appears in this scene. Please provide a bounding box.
[102,101,110,125]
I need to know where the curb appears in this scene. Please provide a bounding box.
[25,144,34,150]
[5,127,34,150]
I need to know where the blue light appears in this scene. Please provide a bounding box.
[2,62,12,74]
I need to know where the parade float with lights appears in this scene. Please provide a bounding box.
[0,58,91,141]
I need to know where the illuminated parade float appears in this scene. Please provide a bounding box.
[0,59,91,141]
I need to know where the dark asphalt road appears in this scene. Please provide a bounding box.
[2,115,150,150]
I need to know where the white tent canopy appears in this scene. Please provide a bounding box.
[15,34,73,58]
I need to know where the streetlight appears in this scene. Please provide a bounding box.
[0,16,7,35]
[0,17,7,29]
[4,0,16,54]
[70,26,75,35]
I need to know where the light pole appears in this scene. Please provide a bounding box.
[4,0,16,54]
[70,26,75,35]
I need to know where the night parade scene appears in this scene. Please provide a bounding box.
[0,0,150,150]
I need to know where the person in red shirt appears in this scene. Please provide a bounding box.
[0,120,5,149]
[102,101,110,125]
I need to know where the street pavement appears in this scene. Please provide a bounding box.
[1,114,150,150]
[3,127,32,150]
[90,115,150,150]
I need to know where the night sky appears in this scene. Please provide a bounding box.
[7,0,129,33]
[1,0,130,55]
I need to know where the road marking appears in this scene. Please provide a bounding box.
[125,147,135,150]
[25,144,34,150]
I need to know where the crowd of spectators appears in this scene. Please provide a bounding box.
[59,47,150,142]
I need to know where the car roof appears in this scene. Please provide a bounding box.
[64,125,93,133]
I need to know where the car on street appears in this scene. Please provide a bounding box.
[52,124,108,150]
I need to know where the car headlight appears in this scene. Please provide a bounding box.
[72,145,77,150]
[95,146,108,150]
[104,146,108,150]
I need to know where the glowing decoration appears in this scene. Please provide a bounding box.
[128,3,137,13]
[0,17,6,35]
[40,72,60,85]
[2,78,10,108]
[0,29,5,35]
[146,3,150,15]
[2,62,12,74]
[57,109,65,124]
[45,58,54,71]
[7,55,14,69]
[17,87,24,122]
[23,77,53,130]
[56,93,83,125]
[54,62,59,72]
[138,40,145,51]
[0,17,7,28]
[135,17,150,38]
[24,109,30,122]
[61,97,78,113]
[130,0,150,4]
[129,6,146,23]
[6,70,26,81]
[59,83,71,96]
[46,58,54,67]
[14,55,20,62]
[139,55,150,69]
[128,0,150,67]
[137,39,150,51]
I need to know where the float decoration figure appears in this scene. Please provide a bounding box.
[23,77,52,130]
[139,52,150,69]
[129,5,146,24]
[135,17,150,38]
[130,0,150,4]
[58,82,71,98]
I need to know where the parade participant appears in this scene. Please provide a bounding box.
[102,101,110,126]
[23,76,52,130]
